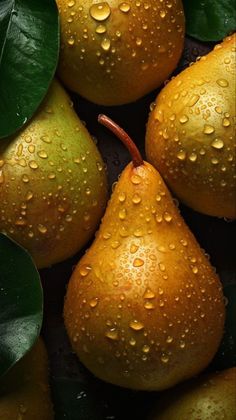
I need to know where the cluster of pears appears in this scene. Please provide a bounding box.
[56,0,185,105]
[0,80,108,268]
[64,115,225,391]
[146,33,236,219]
[0,338,53,419]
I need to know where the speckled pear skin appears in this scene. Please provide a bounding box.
[146,34,236,219]
[64,161,225,391]
[0,338,54,420]
[56,0,185,105]
[0,79,108,268]
[149,368,236,420]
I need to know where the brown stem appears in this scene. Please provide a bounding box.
[98,114,143,168]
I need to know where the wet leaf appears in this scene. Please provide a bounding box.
[0,233,43,377]
[183,0,236,41]
[0,0,59,139]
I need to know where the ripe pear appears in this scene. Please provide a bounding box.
[0,79,107,268]
[64,115,225,391]
[149,367,236,420]
[146,34,236,219]
[0,338,54,419]
[56,0,185,105]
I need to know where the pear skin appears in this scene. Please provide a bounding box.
[64,159,225,390]
[0,338,54,419]
[146,34,236,219]
[149,368,236,420]
[56,0,185,105]
[0,80,108,268]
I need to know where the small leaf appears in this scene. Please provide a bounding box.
[0,0,59,139]
[0,233,43,377]
[183,0,236,42]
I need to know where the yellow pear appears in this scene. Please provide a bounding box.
[149,367,236,420]
[146,34,236,219]
[64,115,225,391]
[0,79,107,268]
[0,338,54,420]
[56,0,185,105]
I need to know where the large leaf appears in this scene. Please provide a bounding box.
[183,0,236,41]
[0,233,43,377]
[0,0,59,139]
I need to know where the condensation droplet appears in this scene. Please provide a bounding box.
[203,124,215,134]
[89,2,111,21]
[129,320,144,331]
[133,258,144,267]
[216,78,228,87]
[211,138,224,149]
[119,2,131,13]
[79,265,92,277]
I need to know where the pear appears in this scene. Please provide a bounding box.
[0,338,54,419]
[64,115,225,391]
[146,34,236,219]
[149,367,236,419]
[0,79,108,268]
[56,0,185,105]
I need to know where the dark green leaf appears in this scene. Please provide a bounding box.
[183,0,236,41]
[0,233,43,377]
[0,0,59,139]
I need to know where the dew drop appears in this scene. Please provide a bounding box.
[131,174,142,185]
[129,338,136,346]
[119,2,131,13]
[89,2,111,21]
[144,301,155,309]
[177,150,186,161]
[37,224,47,234]
[142,345,150,353]
[29,161,38,169]
[216,78,228,87]
[96,24,107,34]
[89,298,99,308]
[79,265,92,277]
[143,288,155,299]
[132,193,141,204]
[133,258,144,267]
[164,212,172,222]
[161,353,169,363]
[101,37,111,51]
[105,328,119,340]
[179,115,189,124]
[119,208,127,220]
[189,152,197,162]
[211,138,224,149]
[203,124,215,134]
[37,150,48,159]
[129,320,144,331]
[130,244,139,253]
[222,118,230,127]
[119,192,126,203]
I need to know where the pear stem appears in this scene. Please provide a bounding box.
[98,114,143,168]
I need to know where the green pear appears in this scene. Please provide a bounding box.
[146,34,236,219]
[56,0,185,105]
[0,80,108,268]
[0,338,54,420]
[149,368,236,420]
[64,115,225,391]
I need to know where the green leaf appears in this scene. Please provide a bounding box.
[183,0,236,41]
[0,0,59,139]
[0,233,43,377]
